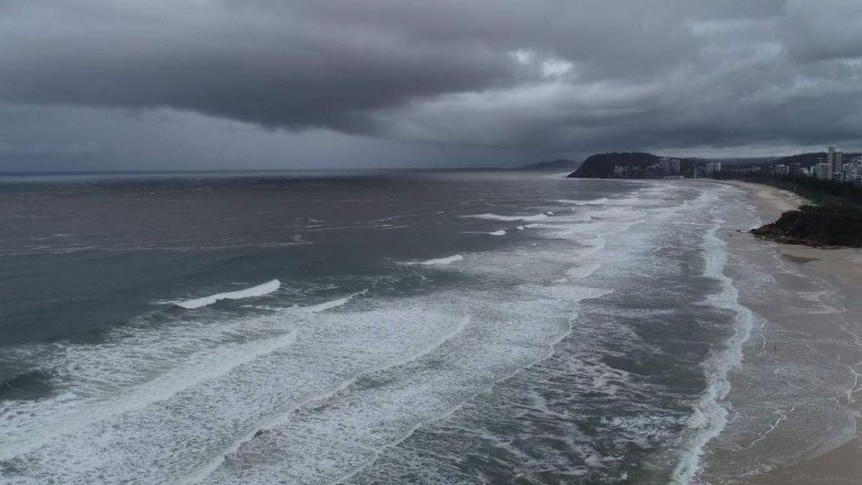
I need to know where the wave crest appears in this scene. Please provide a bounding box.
[175,280,281,309]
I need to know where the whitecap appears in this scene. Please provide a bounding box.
[461,213,549,222]
[303,290,367,313]
[556,198,609,206]
[404,255,465,266]
[174,280,281,309]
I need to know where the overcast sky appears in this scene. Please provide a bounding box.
[1,0,861,171]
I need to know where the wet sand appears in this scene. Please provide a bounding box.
[717,180,862,484]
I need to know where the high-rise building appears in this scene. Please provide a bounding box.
[774,164,789,176]
[671,159,681,174]
[659,158,670,175]
[816,162,831,180]
[827,146,842,175]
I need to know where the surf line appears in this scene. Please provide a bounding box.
[671,212,755,485]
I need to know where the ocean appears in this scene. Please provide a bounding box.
[0,171,856,484]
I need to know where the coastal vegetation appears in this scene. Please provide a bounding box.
[567,152,714,179]
[568,153,661,178]
[751,205,862,247]
[719,174,862,207]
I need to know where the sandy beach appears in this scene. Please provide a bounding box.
[721,180,862,287]
[715,180,862,484]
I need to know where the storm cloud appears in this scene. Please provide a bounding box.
[1,0,861,169]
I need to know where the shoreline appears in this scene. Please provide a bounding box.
[714,179,862,484]
[719,180,862,287]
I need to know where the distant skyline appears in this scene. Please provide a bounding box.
[1,0,861,172]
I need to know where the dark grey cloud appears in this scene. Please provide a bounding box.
[0,0,860,170]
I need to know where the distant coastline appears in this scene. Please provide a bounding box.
[566,150,862,249]
[566,150,862,187]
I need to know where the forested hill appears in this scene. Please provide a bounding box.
[751,205,862,247]
[773,152,826,167]
[567,153,661,178]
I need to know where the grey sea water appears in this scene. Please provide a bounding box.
[0,171,852,484]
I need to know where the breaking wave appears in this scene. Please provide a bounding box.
[404,255,465,266]
[462,213,550,222]
[174,280,281,309]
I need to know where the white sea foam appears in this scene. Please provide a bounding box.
[488,229,507,236]
[174,280,281,309]
[1,281,611,485]
[462,213,550,222]
[404,255,464,266]
[201,286,611,485]
[567,263,602,280]
[0,234,616,485]
[2,301,476,484]
[671,211,754,485]
[0,330,300,461]
[303,290,367,313]
[556,198,610,206]
[741,406,796,451]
